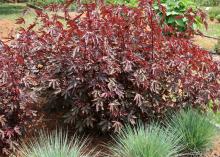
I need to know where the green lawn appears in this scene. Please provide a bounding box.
[202,23,220,37]
[200,6,220,37]
[0,3,27,20]
[193,7,220,51]
[0,2,38,32]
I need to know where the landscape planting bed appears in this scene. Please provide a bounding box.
[1,2,220,157]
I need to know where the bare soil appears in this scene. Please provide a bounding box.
[193,35,218,51]
[204,136,220,157]
[0,19,17,42]
[0,12,83,42]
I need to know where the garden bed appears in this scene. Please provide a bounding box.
[1,1,220,157]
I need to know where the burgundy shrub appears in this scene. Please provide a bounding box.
[7,0,220,133]
[0,41,35,155]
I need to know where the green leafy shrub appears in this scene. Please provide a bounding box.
[17,130,95,157]
[110,123,183,157]
[154,0,206,33]
[106,0,206,34]
[167,109,217,155]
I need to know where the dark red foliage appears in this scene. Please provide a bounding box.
[2,0,220,135]
[0,41,35,155]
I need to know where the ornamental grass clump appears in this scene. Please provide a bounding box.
[110,123,183,157]
[167,109,217,156]
[17,130,95,157]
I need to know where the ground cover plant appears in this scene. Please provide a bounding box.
[167,109,217,156]
[110,123,183,157]
[17,130,95,157]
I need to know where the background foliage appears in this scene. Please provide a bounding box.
[154,0,205,33]
[193,0,220,6]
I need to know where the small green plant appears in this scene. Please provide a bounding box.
[110,123,183,157]
[167,109,217,155]
[16,130,95,157]
[209,13,216,21]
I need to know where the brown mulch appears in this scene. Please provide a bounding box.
[193,35,218,51]
[204,136,220,157]
[0,19,17,42]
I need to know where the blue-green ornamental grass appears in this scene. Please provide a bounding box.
[167,109,217,156]
[110,123,183,157]
[17,130,96,157]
